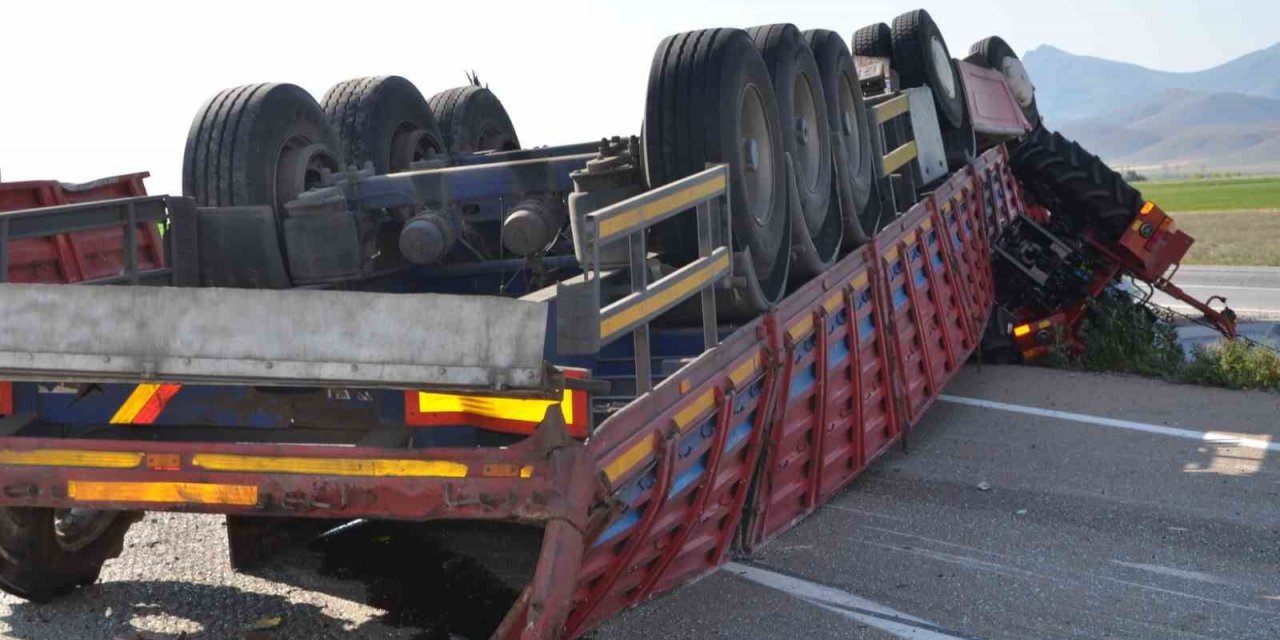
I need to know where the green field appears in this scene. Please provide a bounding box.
[1138,176,1280,212]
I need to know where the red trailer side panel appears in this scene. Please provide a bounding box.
[0,173,164,283]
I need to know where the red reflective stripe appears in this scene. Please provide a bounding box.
[131,384,182,424]
[0,382,11,416]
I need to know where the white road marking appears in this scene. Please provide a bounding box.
[1110,560,1239,587]
[824,503,911,521]
[1159,304,1280,318]
[939,395,1280,453]
[854,538,1042,580]
[724,562,972,640]
[1174,284,1280,293]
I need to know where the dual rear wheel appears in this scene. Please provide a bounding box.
[644,25,878,313]
[181,77,520,288]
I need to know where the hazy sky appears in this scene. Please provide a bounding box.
[2,0,1276,196]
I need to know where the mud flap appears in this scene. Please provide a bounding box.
[196,205,292,289]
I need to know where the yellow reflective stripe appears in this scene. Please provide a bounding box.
[604,436,655,482]
[110,383,162,424]
[787,315,814,342]
[417,389,572,425]
[673,391,715,431]
[597,173,726,242]
[191,454,468,478]
[873,94,911,124]
[851,273,869,290]
[882,141,919,176]
[823,291,843,314]
[601,252,730,340]
[729,353,760,386]
[671,353,759,431]
[68,480,258,506]
[0,449,142,469]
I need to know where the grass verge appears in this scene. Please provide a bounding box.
[1139,176,1280,212]
[1042,293,1280,392]
[1174,210,1280,266]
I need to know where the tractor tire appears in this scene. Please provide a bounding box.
[183,83,344,211]
[321,76,446,173]
[804,28,875,246]
[644,28,790,307]
[427,85,520,155]
[1010,126,1142,240]
[852,23,892,58]
[890,9,965,129]
[0,507,140,602]
[968,36,1040,127]
[747,23,838,271]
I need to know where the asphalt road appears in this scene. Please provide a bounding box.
[2,365,1278,639]
[598,366,1280,640]
[1153,265,1280,320]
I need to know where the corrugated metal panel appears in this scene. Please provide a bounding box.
[571,147,1022,639]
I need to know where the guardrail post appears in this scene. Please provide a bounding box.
[629,229,653,394]
[124,200,139,285]
[0,218,9,283]
[697,196,717,352]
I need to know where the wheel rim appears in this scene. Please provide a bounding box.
[1000,56,1035,107]
[837,71,865,179]
[476,126,503,152]
[275,137,340,208]
[54,508,117,552]
[930,36,957,100]
[390,122,442,172]
[739,84,775,228]
[792,72,822,196]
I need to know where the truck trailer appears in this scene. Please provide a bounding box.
[0,9,1237,639]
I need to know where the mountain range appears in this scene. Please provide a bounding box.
[1022,43,1280,174]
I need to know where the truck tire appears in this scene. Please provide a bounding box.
[1010,126,1142,240]
[747,24,838,269]
[183,83,344,211]
[427,85,521,155]
[890,9,965,129]
[941,58,977,168]
[804,28,875,246]
[644,28,790,304]
[967,36,1040,127]
[321,76,446,173]
[0,507,140,602]
[852,23,892,58]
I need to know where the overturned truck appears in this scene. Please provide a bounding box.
[0,9,1236,639]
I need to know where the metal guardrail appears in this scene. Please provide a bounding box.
[869,91,922,219]
[872,93,917,177]
[563,165,733,394]
[0,195,198,286]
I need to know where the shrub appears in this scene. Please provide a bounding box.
[1075,293,1184,379]
[1184,340,1280,392]
[1038,290,1280,392]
